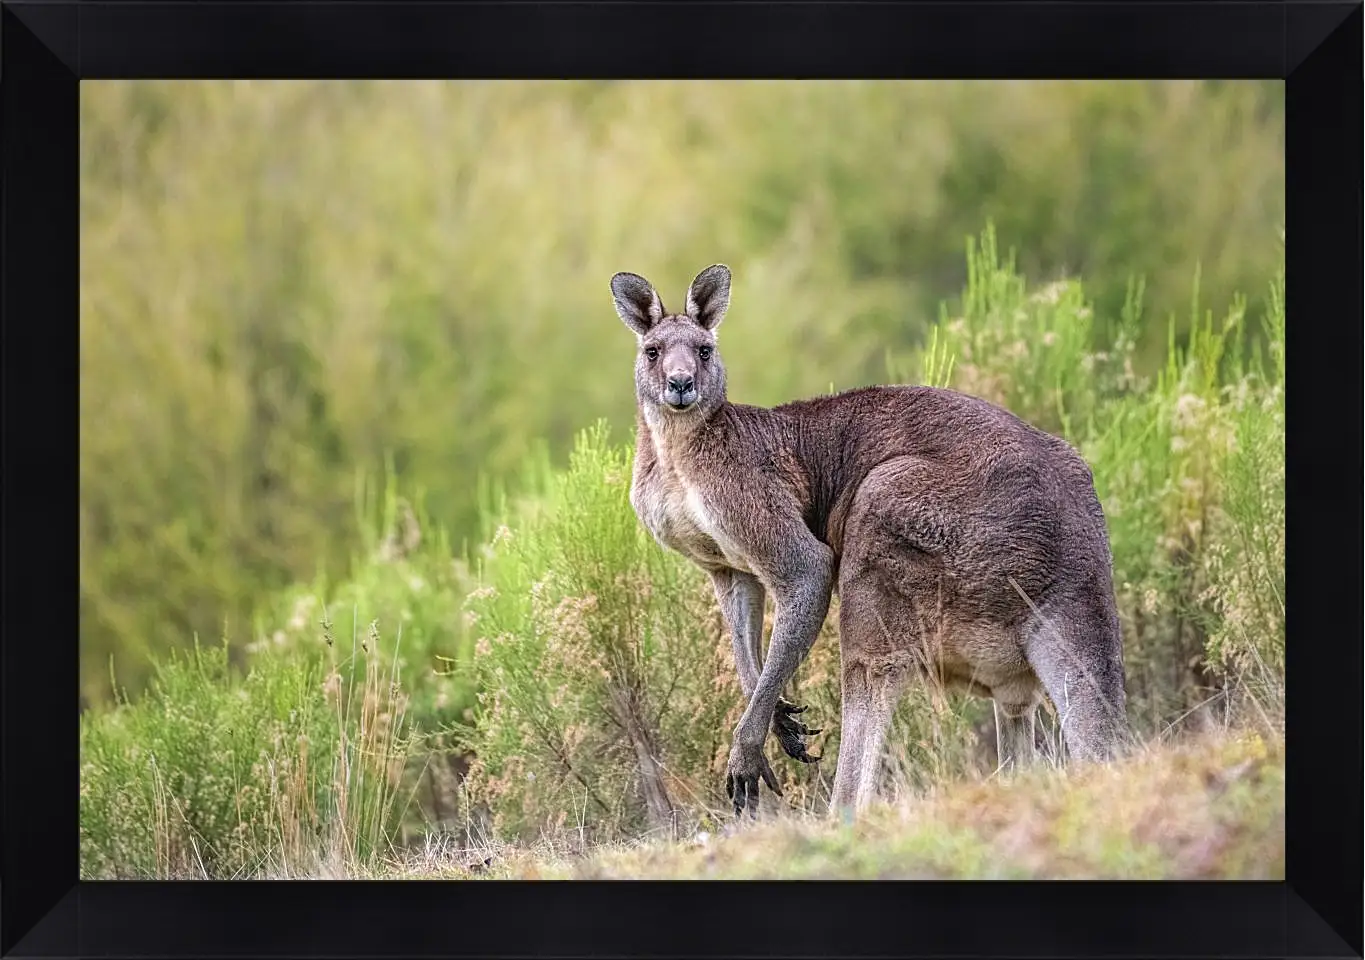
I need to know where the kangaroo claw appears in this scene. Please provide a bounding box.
[773,699,823,763]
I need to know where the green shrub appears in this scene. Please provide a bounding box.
[457,422,732,841]
[1197,265,1285,706]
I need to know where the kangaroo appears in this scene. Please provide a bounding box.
[612,264,1128,818]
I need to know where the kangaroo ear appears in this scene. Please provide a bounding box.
[685,264,731,331]
[611,272,665,337]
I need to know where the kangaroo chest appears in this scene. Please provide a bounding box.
[633,459,753,575]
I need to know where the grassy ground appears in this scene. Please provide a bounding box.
[341,731,1282,881]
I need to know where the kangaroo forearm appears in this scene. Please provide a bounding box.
[735,581,831,745]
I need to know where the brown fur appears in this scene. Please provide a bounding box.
[612,264,1128,817]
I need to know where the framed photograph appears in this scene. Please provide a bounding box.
[4,2,1359,957]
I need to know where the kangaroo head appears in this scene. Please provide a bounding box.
[611,264,731,421]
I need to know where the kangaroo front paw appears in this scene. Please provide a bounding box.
[773,699,822,763]
[724,739,781,818]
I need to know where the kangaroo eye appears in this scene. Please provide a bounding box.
[698,346,713,361]
[644,346,660,362]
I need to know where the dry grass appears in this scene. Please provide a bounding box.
[346,730,1282,881]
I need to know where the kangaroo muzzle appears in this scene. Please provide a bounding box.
[665,372,698,410]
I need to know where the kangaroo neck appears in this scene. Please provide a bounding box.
[636,398,733,465]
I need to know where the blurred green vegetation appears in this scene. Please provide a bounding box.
[80,80,1284,705]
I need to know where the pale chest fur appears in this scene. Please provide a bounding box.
[631,432,754,574]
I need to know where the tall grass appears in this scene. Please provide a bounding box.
[1195,267,1285,712]
[81,625,417,878]
[250,468,481,732]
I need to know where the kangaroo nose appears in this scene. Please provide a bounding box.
[667,374,695,394]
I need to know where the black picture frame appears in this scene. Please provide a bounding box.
[4,2,1359,957]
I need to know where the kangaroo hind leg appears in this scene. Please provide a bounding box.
[829,658,907,815]
[1024,591,1128,764]
[829,576,915,815]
